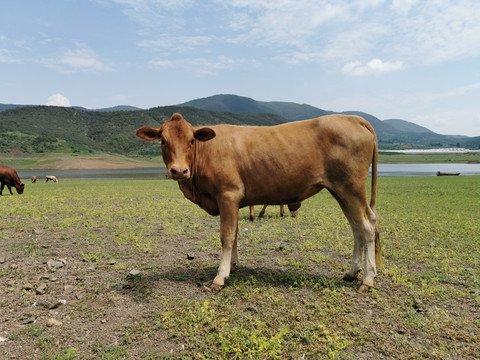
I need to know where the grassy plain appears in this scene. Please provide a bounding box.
[0,177,479,359]
[378,152,480,163]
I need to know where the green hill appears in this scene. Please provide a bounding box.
[180,94,332,120]
[0,105,286,156]
[1,95,479,157]
[383,119,435,134]
[181,95,478,149]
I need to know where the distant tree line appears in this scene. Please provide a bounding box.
[0,104,479,155]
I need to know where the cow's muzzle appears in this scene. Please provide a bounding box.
[168,166,190,181]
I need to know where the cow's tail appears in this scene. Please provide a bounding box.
[370,137,378,210]
[370,135,382,269]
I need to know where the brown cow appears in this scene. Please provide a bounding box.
[32,176,37,183]
[136,113,380,292]
[249,203,301,221]
[0,165,25,195]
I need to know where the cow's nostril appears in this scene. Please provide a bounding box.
[169,167,189,179]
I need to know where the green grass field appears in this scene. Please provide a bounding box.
[1,177,479,359]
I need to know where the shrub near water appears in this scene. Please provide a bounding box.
[0,177,479,359]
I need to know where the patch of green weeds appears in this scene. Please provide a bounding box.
[93,340,130,359]
[41,347,81,360]
[153,282,353,359]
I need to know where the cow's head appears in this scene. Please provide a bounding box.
[16,183,25,194]
[136,113,216,181]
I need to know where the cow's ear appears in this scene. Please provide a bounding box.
[136,127,162,141]
[194,127,216,142]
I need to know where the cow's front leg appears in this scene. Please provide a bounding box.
[212,195,239,290]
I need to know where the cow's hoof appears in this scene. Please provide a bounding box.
[342,273,358,282]
[211,282,223,291]
[357,284,373,293]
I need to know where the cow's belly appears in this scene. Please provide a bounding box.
[242,177,325,207]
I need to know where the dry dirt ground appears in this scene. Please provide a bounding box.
[0,226,212,359]
[32,156,160,170]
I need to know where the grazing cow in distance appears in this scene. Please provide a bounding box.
[0,165,25,195]
[136,113,380,292]
[249,203,302,221]
[31,176,37,183]
[46,175,58,182]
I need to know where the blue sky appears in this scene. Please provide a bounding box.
[1,0,480,136]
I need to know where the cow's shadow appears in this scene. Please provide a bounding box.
[117,263,355,301]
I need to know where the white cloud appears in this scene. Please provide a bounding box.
[138,35,212,53]
[391,0,418,14]
[149,55,248,76]
[224,0,347,48]
[113,0,194,31]
[342,58,404,76]
[191,55,237,74]
[59,45,113,72]
[0,48,18,63]
[46,94,71,107]
[167,55,238,74]
[149,59,175,68]
[113,0,480,72]
[383,1,480,64]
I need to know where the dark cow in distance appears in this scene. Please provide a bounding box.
[136,113,381,292]
[249,203,301,221]
[0,165,25,195]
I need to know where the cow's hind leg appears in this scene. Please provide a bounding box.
[231,225,239,271]
[258,205,268,217]
[330,189,379,291]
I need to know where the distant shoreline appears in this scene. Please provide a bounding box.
[379,148,480,154]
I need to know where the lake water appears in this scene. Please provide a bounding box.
[375,163,480,177]
[17,163,480,181]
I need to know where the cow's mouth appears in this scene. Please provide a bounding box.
[168,167,191,181]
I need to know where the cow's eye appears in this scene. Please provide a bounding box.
[190,139,195,145]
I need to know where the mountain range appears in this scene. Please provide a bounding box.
[0,94,479,156]
[180,95,476,147]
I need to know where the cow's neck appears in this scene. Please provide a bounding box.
[178,179,196,203]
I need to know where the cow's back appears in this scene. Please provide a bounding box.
[0,165,21,184]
